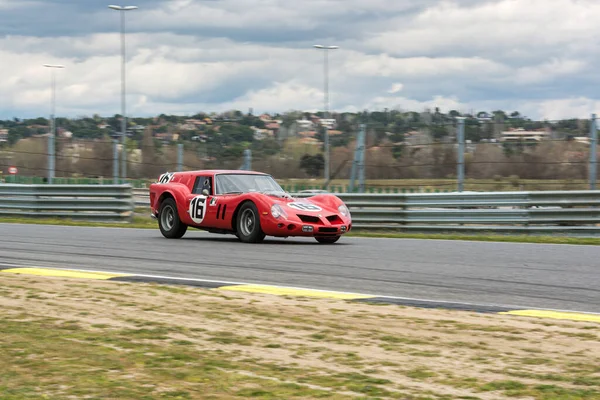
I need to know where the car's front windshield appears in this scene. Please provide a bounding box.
[215,173,288,196]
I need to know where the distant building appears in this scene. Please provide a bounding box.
[0,128,7,143]
[319,118,337,129]
[500,127,550,142]
[296,118,314,130]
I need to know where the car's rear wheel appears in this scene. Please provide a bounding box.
[159,198,188,239]
[236,202,265,243]
[315,236,340,244]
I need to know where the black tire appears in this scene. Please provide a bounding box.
[158,198,188,239]
[315,236,340,244]
[236,202,265,243]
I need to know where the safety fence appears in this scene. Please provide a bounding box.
[0,184,135,222]
[132,188,600,234]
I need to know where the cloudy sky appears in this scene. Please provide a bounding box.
[1,0,600,121]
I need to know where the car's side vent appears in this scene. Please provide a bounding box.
[221,205,227,219]
[216,204,221,219]
[297,215,320,223]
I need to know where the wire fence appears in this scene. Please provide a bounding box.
[0,116,598,192]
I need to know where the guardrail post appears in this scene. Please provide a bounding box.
[47,131,55,184]
[177,143,184,172]
[349,123,366,193]
[358,124,366,193]
[456,117,465,192]
[242,149,251,170]
[590,113,597,190]
[113,139,119,184]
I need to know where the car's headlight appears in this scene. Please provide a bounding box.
[271,204,287,219]
[338,204,350,217]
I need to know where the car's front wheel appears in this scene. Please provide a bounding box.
[159,198,188,239]
[315,236,340,244]
[236,202,266,243]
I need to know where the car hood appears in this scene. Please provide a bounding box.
[268,195,340,215]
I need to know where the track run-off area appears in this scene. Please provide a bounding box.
[1,222,599,317]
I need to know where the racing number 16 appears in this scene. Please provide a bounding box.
[190,196,206,220]
[292,203,320,211]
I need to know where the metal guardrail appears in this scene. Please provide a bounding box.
[338,191,600,234]
[0,184,135,222]
[2,186,598,234]
[132,189,600,234]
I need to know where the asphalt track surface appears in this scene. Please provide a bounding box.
[1,223,599,314]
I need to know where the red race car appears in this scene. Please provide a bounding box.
[148,169,352,243]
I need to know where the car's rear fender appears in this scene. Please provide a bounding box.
[151,183,190,220]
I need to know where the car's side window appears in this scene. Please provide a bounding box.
[192,176,213,195]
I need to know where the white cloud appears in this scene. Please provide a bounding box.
[1,0,600,120]
[388,83,404,94]
[216,81,324,113]
[530,97,600,121]
[513,58,586,85]
[367,0,600,59]
[343,53,506,78]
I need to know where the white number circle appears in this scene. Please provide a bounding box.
[189,195,207,224]
[287,202,322,212]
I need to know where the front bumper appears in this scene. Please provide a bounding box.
[263,216,352,237]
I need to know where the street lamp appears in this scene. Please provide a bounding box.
[109,4,138,182]
[43,64,65,184]
[313,44,338,188]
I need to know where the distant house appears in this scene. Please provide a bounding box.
[250,127,271,140]
[0,128,8,143]
[259,114,273,123]
[500,127,550,142]
[184,119,206,128]
[155,132,179,143]
[296,118,314,131]
[57,128,73,138]
[404,130,433,146]
[179,123,197,131]
[319,119,337,129]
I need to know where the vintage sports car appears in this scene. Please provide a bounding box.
[149,170,352,243]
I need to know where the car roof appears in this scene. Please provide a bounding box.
[172,170,269,177]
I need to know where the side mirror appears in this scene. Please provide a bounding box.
[202,189,209,196]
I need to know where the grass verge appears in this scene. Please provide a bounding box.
[1,273,599,399]
[1,214,599,245]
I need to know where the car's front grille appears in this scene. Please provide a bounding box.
[298,215,320,223]
[326,215,342,224]
[318,227,338,233]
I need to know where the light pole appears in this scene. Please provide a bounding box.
[313,44,338,188]
[43,64,65,184]
[109,4,138,182]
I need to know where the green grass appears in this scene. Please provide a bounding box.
[0,317,352,400]
[0,215,157,229]
[3,274,600,400]
[1,215,598,245]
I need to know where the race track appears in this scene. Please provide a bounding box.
[1,223,599,313]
